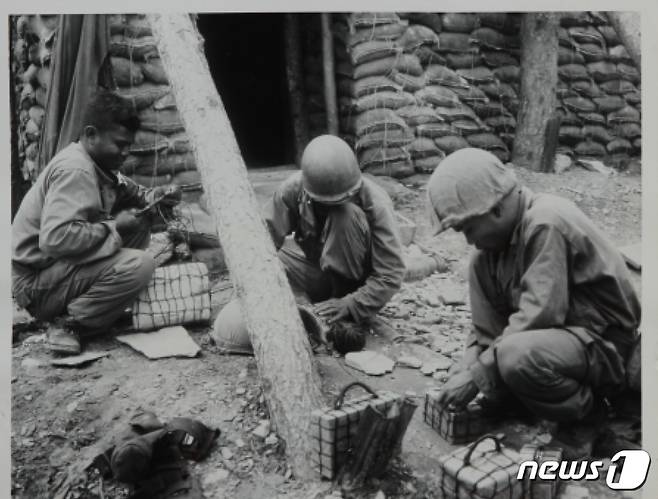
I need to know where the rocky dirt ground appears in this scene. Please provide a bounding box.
[11,160,642,499]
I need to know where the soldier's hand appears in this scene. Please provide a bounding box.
[153,185,182,206]
[436,369,479,409]
[314,298,351,324]
[114,208,141,234]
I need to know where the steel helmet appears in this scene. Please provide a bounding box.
[427,148,517,233]
[301,135,362,204]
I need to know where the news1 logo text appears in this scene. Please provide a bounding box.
[517,450,651,491]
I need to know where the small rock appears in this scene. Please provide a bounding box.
[553,153,572,174]
[345,351,395,376]
[264,433,278,446]
[374,491,386,499]
[24,394,33,402]
[220,447,234,460]
[239,458,254,473]
[21,358,42,369]
[235,387,246,396]
[396,355,422,369]
[235,438,246,448]
[252,420,271,440]
[66,401,78,413]
[202,468,230,487]
[420,356,452,375]
[432,371,448,382]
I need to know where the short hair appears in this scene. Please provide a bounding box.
[82,89,140,134]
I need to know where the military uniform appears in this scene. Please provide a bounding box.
[467,187,640,421]
[12,142,155,330]
[264,172,405,322]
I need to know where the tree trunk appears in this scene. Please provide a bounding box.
[146,13,325,481]
[321,13,339,135]
[607,12,641,70]
[512,13,559,171]
[284,13,309,165]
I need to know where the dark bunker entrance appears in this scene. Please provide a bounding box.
[197,13,294,168]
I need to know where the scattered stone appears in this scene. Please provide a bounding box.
[235,438,246,448]
[439,288,465,306]
[345,351,395,376]
[432,371,449,382]
[396,355,422,369]
[50,351,109,368]
[220,447,234,460]
[553,154,572,174]
[24,394,33,402]
[66,401,78,413]
[265,433,278,446]
[252,420,271,440]
[577,159,615,177]
[235,387,247,396]
[374,491,386,499]
[21,358,43,369]
[420,356,452,375]
[202,468,230,487]
[239,458,254,473]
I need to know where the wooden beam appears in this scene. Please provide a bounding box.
[512,13,559,171]
[284,13,309,165]
[146,13,325,481]
[321,13,339,135]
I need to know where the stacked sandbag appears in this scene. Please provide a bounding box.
[555,12,641,160]
[334,11,640,171]
[109,14,203,196]
[333,12,417,177]
[13,14,57,182]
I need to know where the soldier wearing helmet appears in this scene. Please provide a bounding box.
[264,135,405,349]
[427,148,640,459]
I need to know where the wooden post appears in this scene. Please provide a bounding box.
[607,12,641,71]
[540,115,561,173]
[284,13,309,165]
[321,13,339,135]
[146,13,324,481]
[512,13,560,171]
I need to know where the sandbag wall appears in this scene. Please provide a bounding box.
[108,14,203,193]
[12,15,58,183]
[332,12,641,178]
[555,12,641,159]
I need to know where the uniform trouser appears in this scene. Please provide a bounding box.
[470,256,627,422]
[278,203,371,303]
[13,227,155,331]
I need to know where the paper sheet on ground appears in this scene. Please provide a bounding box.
[117,326,201,359]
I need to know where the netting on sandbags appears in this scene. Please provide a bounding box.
[333,11,641,174]
[132,262,212,331]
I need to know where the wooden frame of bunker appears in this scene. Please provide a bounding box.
[424,388,495,444]
[132,261,211,331]
[310,382,402,479]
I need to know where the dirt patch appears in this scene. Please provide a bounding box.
[12,165,641,498]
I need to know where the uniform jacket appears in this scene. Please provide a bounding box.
[265,172,405,322]
[12,142,150,303]
[468,187,641,394]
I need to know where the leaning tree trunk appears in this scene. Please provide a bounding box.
[512,13,559,171]
[284,13,310,165]
[146,13,325,481]
[607,12,641,71]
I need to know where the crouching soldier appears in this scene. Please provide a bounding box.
[12,90,182,355]
[265,135,406,350]
[427,148,640,459]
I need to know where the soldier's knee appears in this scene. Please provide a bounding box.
[118,249,155,287]
[496,335,531,385]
